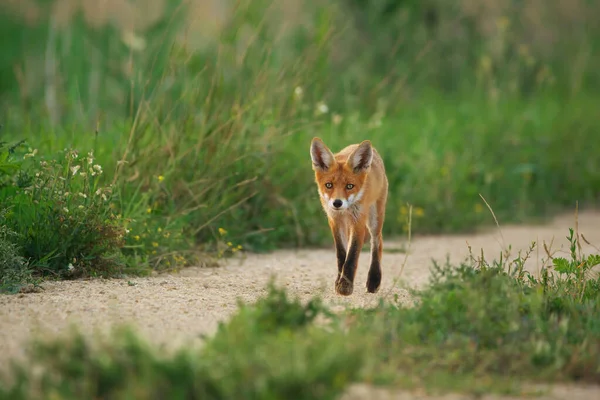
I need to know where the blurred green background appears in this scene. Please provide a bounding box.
[1,0,599,277]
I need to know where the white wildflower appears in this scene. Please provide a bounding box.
[63,207,69,213]
[294,86,303,98]
[368,117,382,129]
[316,101,329,115]
[67,263,74,272]
[70,165,81,176]
[24,149,38,159]
[122,31,146,51]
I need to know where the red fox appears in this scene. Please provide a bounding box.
[310,137,388,296]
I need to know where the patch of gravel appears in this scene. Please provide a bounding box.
[342,382,600,400]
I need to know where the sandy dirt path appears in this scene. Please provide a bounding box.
[1,210,600,398]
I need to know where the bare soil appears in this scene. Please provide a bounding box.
[1,210,600,398]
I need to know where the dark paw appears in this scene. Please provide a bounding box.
[366,269,381,293]
[335,275,354,296]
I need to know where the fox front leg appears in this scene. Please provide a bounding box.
[329,219,347,284]
[336,224,366,296]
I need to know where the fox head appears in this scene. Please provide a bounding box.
[310,137,373,213]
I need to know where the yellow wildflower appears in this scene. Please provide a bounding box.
[479,56,492,74]
[496,16,510,32]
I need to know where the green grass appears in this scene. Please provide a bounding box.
[1,227,598,399]
[2,91,599,288]
[0,0,599,288]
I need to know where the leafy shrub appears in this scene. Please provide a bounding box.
[2,147,125,279]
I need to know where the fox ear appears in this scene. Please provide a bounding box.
[347,140,373,173]
[310,137,335,171]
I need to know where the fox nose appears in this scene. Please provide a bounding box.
[332,199,343,209]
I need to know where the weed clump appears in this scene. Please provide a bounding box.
[355,226,600,390]
[1,146,125,280]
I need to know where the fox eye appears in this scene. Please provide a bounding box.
[325,182,333,189]
[346,184,354,190]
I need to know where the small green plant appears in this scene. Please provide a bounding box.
[214,227,244,258]
[120,210,193,273]
[0,208,35,294]
[221,279,332,335]
[550,228,600,282]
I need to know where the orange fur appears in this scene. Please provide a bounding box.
[310,137,388,295]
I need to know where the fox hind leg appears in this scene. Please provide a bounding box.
[366,201,385,293]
